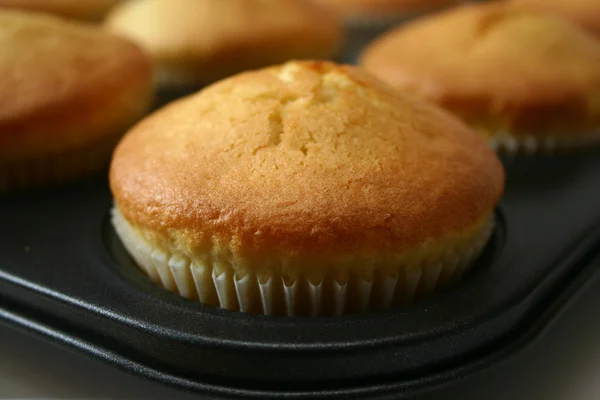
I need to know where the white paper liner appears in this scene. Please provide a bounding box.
[0,132,123,192]
[332,278,348,316]
[488,128,600,155]
[112,208,495,316]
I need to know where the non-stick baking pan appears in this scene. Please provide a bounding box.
[2,150,600,399]
[3,20,600,398]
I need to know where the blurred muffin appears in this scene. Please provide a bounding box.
[0,10,152,192]
[512,0,600,38]
[313,0,459,24]
[360,3,600,153]
[110,60,504,316]
[0,0,121,22]
[313,0,460,64]
[104,0,342,90]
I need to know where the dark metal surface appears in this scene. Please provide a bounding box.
[2,9,600,396]
[1,150,600,398]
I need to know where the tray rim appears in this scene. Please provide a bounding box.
[1,242,599,399]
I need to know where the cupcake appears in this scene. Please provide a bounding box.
[511,0,600,38]
[0,10,153,192]
[360,2,600,153]
[312,0,460,64]
[109,61,504,316]
[313,0,460,24]
[0,0,121,22]
[104,0,342,91]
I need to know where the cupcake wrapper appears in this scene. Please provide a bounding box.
[0,134,122,192]
[488,129,600,155]
[112,208,494,316]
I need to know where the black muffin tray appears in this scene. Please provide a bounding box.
[3,23,600,395]
[2,148,600,399]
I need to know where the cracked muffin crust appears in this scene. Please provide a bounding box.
[360,2,600,153]
[110,61,504,316]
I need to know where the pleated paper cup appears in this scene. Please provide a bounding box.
[112,207,494,317]
[0,133,122,193]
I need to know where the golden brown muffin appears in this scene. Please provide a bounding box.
[313,0,459,22]
[0,0,121,22]
[360,2,600,153]
[104,0,343,90]
[0,10,153,192]
[512,0,600,38]
[110,60,504,316]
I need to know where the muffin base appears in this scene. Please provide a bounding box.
[0,133,123,192]
[112,208,495,316]
[488,129,600,155]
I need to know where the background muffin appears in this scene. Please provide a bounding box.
[313,0,460,24]
[0,0,121,22]
[110,61,504,316]
[511,0,600,38]
[104,0,342,90]
[0,10,153,192]
[360,2,600,153]
[313,0,460,63]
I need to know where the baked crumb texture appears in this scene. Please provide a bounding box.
[110,61,504,316]
[0,11,152,191]
[360,2,600,153]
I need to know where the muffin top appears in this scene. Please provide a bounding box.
[512,0,600,37]
[0,0,121,22]
[110,61,503,256]
[105,0,342,84]
[0,10,152,161]
[360,2,600,136]
[313,0,458,19]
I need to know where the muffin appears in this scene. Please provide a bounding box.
[0,11,153,192]
[0,0,121,22]
[104,0,342,91]
[109,61,504,316]
[313,0,460,24]
[313,0,459,64]
[360,3,600,153]
[511,0,600,38]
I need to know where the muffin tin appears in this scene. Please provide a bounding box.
[3,136,600,400]
[3,26,600,400]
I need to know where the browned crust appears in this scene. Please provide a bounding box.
[512,0,600,38]
[0,0,120,22]
[360,2,600,138]
[110,61,504,256]
[0,11,153,162]
[104,0,343,86]
[312,0,459,18]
